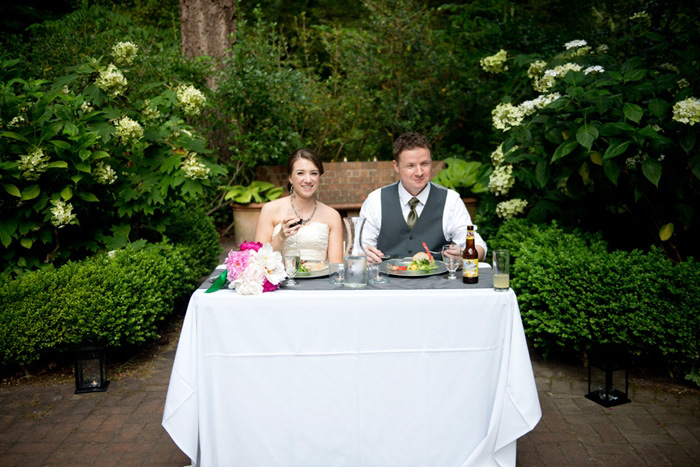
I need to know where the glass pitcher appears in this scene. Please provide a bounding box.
[342,217,367,288]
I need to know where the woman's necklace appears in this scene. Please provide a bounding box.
[290,197,318,225]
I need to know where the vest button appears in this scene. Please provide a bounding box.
[409,235,414,240]
[408,250,413,254]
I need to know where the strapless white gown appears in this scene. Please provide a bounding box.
[272,222,329,261]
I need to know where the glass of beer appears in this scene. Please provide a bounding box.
[492,250,510,291]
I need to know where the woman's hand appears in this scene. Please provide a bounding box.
[280,215,301,240]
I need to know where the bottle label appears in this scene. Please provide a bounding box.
[463,259,478,278]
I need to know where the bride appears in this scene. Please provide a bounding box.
[255,149,343,263]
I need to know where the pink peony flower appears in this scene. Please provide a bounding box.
[225,250,250,281]
[262,278,278,292]
[239,241,262,252]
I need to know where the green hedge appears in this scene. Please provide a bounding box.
[492,219,700,381]
[0,207,220,368]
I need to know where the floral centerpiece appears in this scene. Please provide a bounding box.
[206,242,286,295]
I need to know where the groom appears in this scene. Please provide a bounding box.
[361,132,487,262]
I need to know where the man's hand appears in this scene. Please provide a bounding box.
[364,245,384,263]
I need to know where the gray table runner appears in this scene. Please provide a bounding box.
[201,266,494,291]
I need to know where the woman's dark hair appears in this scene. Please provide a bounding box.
[287,148,324,192]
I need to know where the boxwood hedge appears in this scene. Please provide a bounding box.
[491,219,700,382]
[0,207,220,368]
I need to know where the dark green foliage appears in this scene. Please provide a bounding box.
[164,206,221,279]
[0,206,220,368]
[494,219,700,381]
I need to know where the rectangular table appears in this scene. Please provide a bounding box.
[163,271,541,466]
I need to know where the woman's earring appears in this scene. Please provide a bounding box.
[316,187,321,200]
[289,185,294,197]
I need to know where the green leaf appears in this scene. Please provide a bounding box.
[4,184,21,197]
[535,159,548,188]
[49,140,71,149]
[76,163,91,173]
[680,129,696,154]
[607,71,623,82]
[0,226,11,248]
[623,69,647,81]
[623,103,644,123]
[603,160,621,185]
[1,131,30,143]
[78,192,99,202]
[93,150,110,159]
[603,140,633,160]
[576,124,599,150]
[71,174,84,183]
[642,158,662,187]
[621,57,642,74]
[41,122,63,141]
[20,238,33,249]
[61,186,73,201]
[79,150,92,161]
[648,98,669,118]
[46,161,68,169]
[659,223,674,241]
[551,139,579,163]
[21,184,40,200]
[690,154,700,180]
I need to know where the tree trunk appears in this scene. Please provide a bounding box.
[179,0,236,62]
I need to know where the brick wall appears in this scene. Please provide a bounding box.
[256,160,447,208]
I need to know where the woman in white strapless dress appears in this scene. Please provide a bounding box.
[254,149,343,262]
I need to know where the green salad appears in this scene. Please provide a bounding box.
[409,258,437,271]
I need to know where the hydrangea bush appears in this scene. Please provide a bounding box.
[480,11,700,260]
[0,46,224,273]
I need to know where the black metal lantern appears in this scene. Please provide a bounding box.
[74,344,109,394]
[585,345,630,407]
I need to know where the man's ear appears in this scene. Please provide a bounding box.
[393,159,399,174]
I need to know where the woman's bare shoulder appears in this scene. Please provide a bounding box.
[317,202,342,223]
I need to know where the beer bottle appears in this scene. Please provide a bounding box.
[462,225,478,284]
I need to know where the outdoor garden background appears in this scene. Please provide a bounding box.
[0,0,698,390]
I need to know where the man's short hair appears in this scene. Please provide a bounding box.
[393,132,432,161]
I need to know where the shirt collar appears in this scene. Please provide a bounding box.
[398,181,430,206]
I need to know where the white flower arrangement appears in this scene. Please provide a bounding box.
[220,242,287,295]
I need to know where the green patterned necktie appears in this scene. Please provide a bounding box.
[407,197,420,229]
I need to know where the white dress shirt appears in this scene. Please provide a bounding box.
[359,182,488,254]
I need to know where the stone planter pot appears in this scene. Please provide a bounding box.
[232,203,266,245]
[462,197,479,221]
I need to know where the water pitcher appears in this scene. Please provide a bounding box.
[342,217,367,288]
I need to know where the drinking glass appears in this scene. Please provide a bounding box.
[368,261,388,284]
[441,244,461,280]
[283,250,300,286]
[328,262,345,285]
[286,208,300,249]
[492,249,510,291]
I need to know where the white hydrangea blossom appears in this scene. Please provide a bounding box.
[95,64,127,97]
[181,153,210,180]
[625,152,645,169]
[112,41,139,66]
[114,116,144,143]
[492,103,525,131]
[672,97,700,126]
[479,49,508,73]
[518,92,562,117]
[596,44,609,54]
[176,84,206,116]
[678,78,690,89]
[660,63,679,73]
[9,115,25,127]
[141,100,161,120]
[570,46,591,57]
[630,11,649,20]
[50,199,77,228]
[584,65,605,75]
[80,101,94,113]
[94,161,117,184]
[527,60,548,79]
[564,39,587,50]
[18,147,50,181]
[488,164,515,196]
[534,63,583,92]
[496,199,528,219]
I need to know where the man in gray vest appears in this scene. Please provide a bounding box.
[360,132,487,262]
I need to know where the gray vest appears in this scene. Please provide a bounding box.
[376,182,448,258]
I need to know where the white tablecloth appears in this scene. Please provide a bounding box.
[163,286,541,466]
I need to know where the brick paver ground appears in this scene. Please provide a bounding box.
[1,327,698,466]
